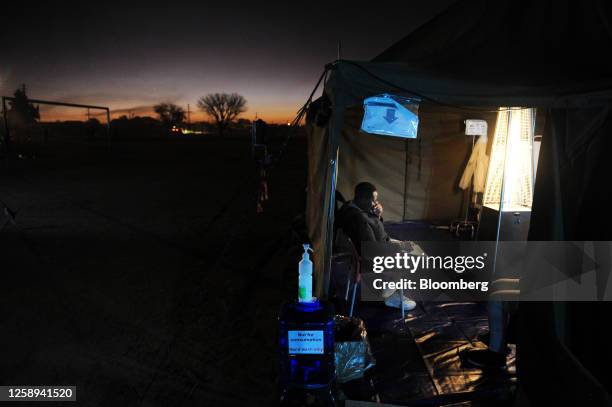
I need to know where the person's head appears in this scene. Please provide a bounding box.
[354,182,378,210]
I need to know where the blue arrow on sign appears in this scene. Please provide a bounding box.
[384,108,397,124]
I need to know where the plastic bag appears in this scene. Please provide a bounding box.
[334,315,376,383]
[361,94,419,139]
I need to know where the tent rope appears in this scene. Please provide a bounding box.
[273,66,329,166]
[254,67,329,214]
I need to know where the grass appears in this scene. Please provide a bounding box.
[0,132,307,406]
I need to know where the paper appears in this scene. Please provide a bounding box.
[288,330,324,354]
[465,119,488,136]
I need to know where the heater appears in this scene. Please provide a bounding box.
[479,108,536,241]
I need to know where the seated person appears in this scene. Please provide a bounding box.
[336,182,389,246]
[336,182,418,311]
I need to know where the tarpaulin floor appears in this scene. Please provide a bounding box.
[340,301,517,406]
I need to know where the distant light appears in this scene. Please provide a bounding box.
[287,122,291,126]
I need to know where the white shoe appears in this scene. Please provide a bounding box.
[384,293,417,311]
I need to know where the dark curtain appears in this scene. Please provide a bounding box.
[520,105,612,406]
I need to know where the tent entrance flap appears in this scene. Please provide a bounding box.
[308,101,498,299]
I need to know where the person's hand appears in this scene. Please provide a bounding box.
[373,201,384,217]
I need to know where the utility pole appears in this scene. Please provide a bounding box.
[187,104,191,125]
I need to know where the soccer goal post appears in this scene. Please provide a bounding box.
[1,96,111,153]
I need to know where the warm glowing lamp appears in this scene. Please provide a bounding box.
[479,108,535,241]
[483,108,535,212]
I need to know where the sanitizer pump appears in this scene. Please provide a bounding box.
[298,244,313,302]
[279,248,336,404]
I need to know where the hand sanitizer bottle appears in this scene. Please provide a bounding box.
[298,244,313,302]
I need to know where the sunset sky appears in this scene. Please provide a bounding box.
[1,1,453,124]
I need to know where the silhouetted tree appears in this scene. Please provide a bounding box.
[8,84,40,126]
[197,93,247,136]
[153,102,185,127]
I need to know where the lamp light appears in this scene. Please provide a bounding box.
[483,108,535,212]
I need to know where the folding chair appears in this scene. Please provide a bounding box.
[330,230,360,317]
[332,235,406,320]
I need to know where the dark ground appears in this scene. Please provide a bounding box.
[0,133,306,406]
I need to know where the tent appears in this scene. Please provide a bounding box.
[305,0,612,404]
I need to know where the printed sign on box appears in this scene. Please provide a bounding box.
[288,330,324,354]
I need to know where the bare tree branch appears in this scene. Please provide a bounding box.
[197,93,247,136]
[153,102,185,128]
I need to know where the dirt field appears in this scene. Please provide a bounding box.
[0,133,307,406]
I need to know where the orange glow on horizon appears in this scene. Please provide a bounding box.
[36,105,298,125]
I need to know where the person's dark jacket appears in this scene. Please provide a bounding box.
[336,201,389,253]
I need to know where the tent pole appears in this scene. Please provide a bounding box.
[320,93,345,299]
[322,146,339,299]
[403,139,409,221]
[492,108,512,275]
